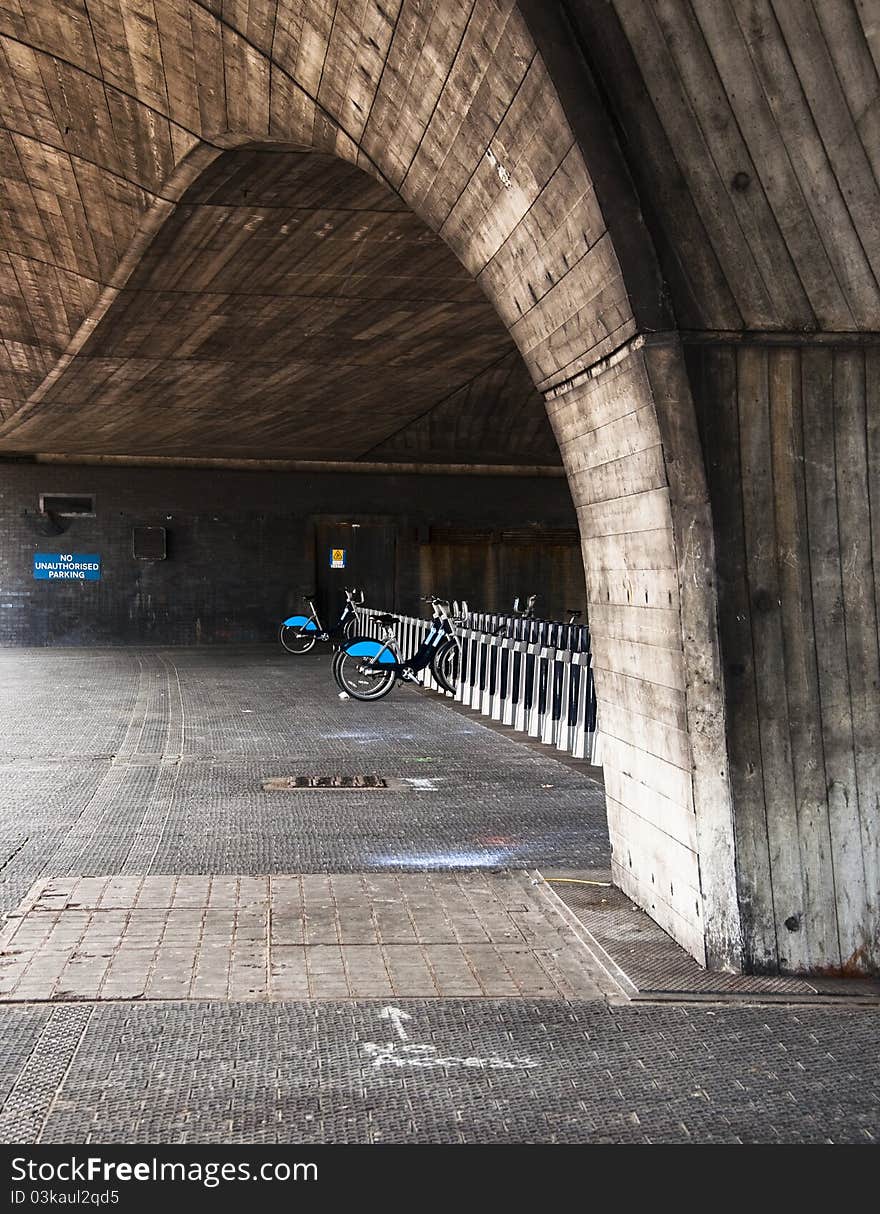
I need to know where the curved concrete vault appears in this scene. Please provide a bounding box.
[0,0,877,975]
[1,144,558,463]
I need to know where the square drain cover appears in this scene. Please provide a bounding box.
[262,775,405,791]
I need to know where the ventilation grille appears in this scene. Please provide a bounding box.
[429,526,579,545]
[39,493,95,517]
[501,527,580,545]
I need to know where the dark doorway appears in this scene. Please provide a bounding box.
[314,519,397,620]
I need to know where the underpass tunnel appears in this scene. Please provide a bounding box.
[0,142,603,942]
[0,145,588,636]
[0,140,614,1022]
[0,0,878,983]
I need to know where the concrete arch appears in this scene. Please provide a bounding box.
[7,2,876,975]
[0,0,740,969]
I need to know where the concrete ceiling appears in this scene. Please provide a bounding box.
[0,146,559,465]
[1,1,877,471]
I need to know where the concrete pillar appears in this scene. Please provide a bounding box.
[686,338,880,975]
[546,336,742,971]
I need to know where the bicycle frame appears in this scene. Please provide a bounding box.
[345,601,455,680]
[336,590,365,635]
[281,598,322,635]
[400,601,455,677]
[345,632,399,667]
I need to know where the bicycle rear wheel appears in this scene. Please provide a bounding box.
[334,652,396,700]
[279,623,317,654]
[431,640,459,695]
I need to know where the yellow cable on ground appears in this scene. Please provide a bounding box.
[545,877,612,887]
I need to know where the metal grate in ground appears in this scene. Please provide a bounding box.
[542,872,880,1002]
[2,999,878,1145]
[261,775,409,791]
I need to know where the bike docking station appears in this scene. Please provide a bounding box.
[331,598,460,702]
[277,589,599,763]
[328,594,600,767]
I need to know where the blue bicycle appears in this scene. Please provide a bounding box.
[332,598,464,700]
[279,587,364,654]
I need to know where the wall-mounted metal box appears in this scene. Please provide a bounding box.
[132,526,167,560]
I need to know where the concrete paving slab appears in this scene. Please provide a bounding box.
[0,872,613,1002]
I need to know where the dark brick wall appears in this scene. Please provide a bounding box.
[0,463,583,645]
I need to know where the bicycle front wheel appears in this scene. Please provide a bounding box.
[343,614,359,639]
[279,623,317,654]
[431,640,459,695]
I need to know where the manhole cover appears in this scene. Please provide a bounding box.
[262,775,405,791]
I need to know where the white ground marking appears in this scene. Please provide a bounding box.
[360,1006,542,1071]
[378,1006,411,1040]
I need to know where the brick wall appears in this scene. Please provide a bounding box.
[0,463,583,645]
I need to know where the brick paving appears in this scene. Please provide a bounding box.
[0,646,877,1144]
[0,872,610,1002]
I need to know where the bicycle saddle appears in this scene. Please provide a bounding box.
[565,608,582,618]
[375,613,399,627]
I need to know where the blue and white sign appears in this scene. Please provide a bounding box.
[330,548,346,569]
[33,553,101,581]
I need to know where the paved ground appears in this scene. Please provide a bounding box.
[0,647,609,916]
[0,646,877,1145]
[0,1000,877,1144]
[0,872,611,1001]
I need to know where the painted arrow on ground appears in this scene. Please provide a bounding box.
[378,1006,412,1040]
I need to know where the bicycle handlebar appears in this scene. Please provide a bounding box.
[422,594,469,623]
[512,593,538,618]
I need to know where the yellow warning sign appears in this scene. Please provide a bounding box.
[330,548,346,569]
